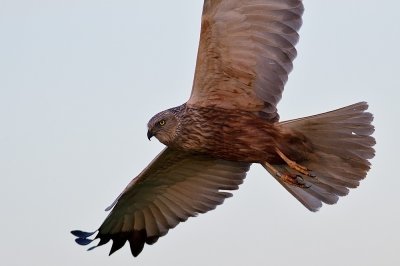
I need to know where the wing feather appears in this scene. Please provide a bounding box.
[72,148,250,257]
[188,0,304,121]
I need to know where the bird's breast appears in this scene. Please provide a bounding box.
[174,107,283,163]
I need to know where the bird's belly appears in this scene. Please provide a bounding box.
[174,107,297,163]
[206,131,281,163]
[178,118,282,163]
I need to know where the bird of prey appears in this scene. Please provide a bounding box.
[72,0,375,258]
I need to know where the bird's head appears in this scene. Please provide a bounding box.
[147,109,181,145]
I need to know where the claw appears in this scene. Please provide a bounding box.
[261,161,312,189]
[288,174,311,188]
[282,173,311,188]
[295,175,305,184]
[275,148,317,178]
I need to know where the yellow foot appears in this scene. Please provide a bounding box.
[262,161,311,188]
[275,148,316,178]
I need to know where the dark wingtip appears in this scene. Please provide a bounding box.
[108,235,128,256]
[87,245,98,251]
[71,230,98,248]
[71,230,96,238]
[75,237,94,246]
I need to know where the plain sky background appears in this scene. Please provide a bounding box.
[1,0,399,265]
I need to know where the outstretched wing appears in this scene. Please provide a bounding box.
[72,148,250,257]
[188,0,304,121]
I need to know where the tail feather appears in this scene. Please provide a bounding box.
[272,102,375,211]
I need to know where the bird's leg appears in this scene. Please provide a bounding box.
[275,148,316,178]
[261,161,311,188]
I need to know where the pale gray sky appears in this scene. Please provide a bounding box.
[1,1,399,265]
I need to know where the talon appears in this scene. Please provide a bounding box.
[291,175,310,188]
[275,148,317,178]
[295,175,305,184]
[282,173,310,188]
[293,175,311,188]
[261,161,312,189]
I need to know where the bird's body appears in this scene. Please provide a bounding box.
[72,0,375,258]
[159,104,307,164]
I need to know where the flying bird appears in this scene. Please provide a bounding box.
[72,0,375,258]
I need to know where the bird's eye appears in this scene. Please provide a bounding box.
[159,120,166,126]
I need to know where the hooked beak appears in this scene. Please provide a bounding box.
[147,130,154,140]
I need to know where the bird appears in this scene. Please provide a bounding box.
[71,0,375,258]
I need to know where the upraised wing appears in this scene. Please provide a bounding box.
[188,0,304,121]
[72,148,250,257]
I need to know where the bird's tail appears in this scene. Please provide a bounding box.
[264,102,375,211]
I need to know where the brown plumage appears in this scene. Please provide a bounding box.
[72,0,375,258]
